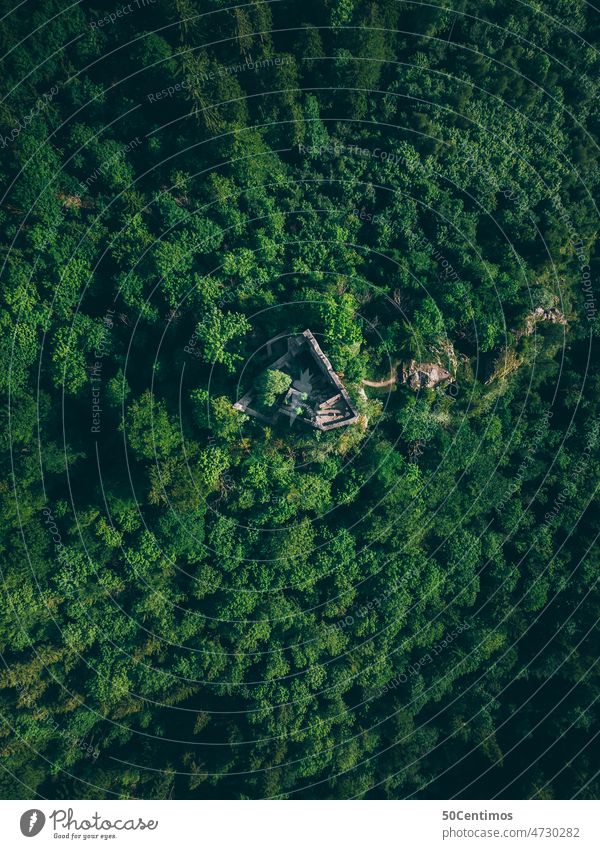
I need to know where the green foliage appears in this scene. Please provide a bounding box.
[0,0,598,804]
[125,391,180,460]
[194,308,251,372]
[255,368,292,408]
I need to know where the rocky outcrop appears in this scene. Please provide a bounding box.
[486,306,567,383]
[517,307,567,340]
[432,339,459,375]
[362,356,454,391]
[402,360,453,390]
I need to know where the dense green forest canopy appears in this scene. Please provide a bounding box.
[0,0,599,799]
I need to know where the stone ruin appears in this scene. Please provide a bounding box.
[234,330,359,431]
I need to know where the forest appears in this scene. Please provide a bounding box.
[0,0,599,799]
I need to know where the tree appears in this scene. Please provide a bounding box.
[125,391,179,460]
[194,308,251,372]
[255,369,292,408]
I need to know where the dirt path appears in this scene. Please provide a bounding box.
[363,374,398,388]
[362,362,401,388]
